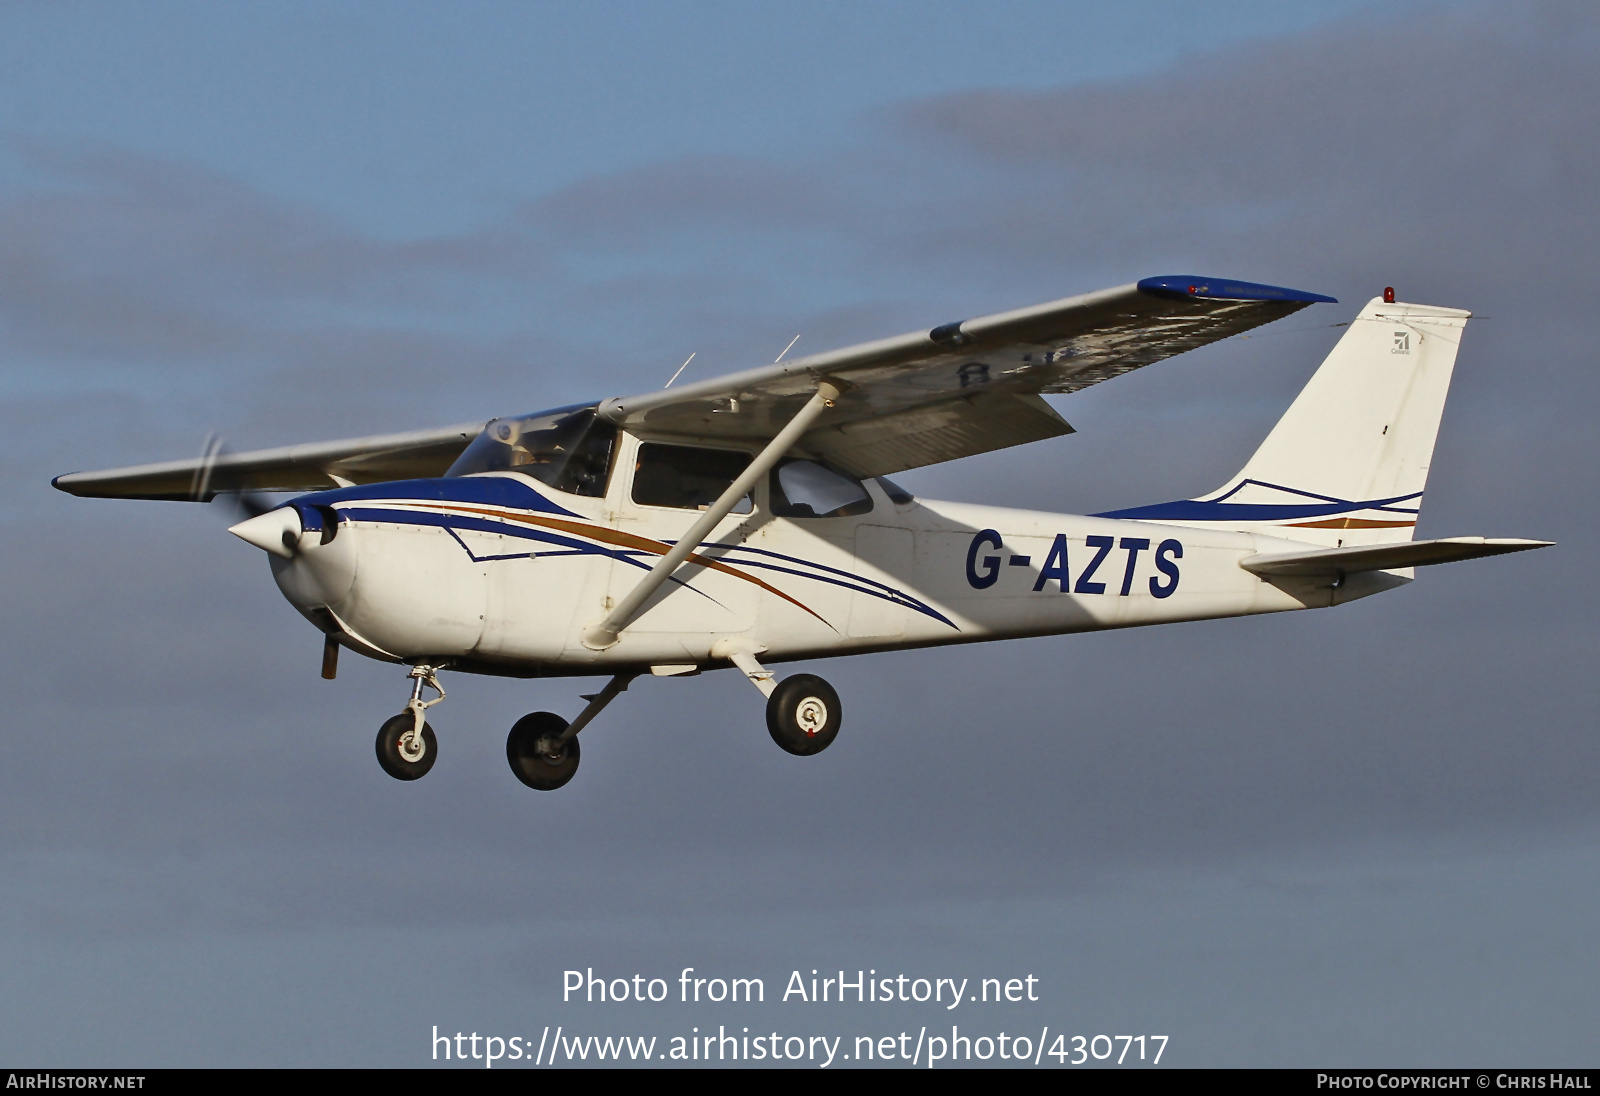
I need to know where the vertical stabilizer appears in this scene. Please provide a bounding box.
[1101,297,1471,547]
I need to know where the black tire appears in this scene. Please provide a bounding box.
[375,712,437,781]
[506,711,581,791]
[766,674,842,756]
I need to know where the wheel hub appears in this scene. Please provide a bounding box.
[398,730,427,763]
[795,696,828,736]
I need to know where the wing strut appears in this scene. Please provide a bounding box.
[581,380,841,650]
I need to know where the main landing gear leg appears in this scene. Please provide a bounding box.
[721,645,842,757]
[505,673,638,791]
[727,649,777,698]
[375,665,444,781]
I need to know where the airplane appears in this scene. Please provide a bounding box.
[52,276,1550,791]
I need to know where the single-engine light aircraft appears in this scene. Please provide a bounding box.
[53,277,1550,790]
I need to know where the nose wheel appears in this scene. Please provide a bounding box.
[375,664,445,781]
[376,713,437,779]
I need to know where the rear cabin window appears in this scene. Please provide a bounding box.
[770,459,873,519]
[632,444,753,513]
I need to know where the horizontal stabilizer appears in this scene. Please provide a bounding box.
[1240,537,1552,577]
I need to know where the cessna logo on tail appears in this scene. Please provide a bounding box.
[1392,330,1411,354]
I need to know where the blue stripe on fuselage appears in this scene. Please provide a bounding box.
[1095,480,1421,523]
[291,475,579,516]
[328,498,960,630]
[343,505,722,604]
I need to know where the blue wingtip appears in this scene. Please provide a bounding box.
[1138,275,1337,305]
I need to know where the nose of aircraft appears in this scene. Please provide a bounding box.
[235,502,360,613]
[229,506,302,557]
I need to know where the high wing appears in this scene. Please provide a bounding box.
[52,421,484,501]
[51,275,1334,501]
[597,275,1336,477]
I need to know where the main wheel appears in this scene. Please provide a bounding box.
[766,674,842,756]
[376,713,437,780]
[506,711,581,790]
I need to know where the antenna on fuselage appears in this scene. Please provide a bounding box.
[773,334,801,363]
[663,352,695,389]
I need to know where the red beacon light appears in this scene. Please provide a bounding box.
[1383,286,1396,303]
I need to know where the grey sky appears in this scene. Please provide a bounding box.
[2,0,1594,1067]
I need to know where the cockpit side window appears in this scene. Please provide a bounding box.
[446,404,617,497]
[632,443,753,513]
[770,459,874,519]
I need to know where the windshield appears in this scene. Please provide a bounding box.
[445,403,617,497]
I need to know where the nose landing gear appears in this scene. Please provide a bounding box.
[375,665,444,781]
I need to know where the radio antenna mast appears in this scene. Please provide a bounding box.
[663,352,695,389]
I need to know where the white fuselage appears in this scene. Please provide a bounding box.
[269,433,1403,676]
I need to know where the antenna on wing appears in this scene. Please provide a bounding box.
[773,335,801,363]
[663,352,695,389]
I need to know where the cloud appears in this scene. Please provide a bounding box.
[0,136,558,368]
[894,2,1600,299]
[521,154,840,242]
